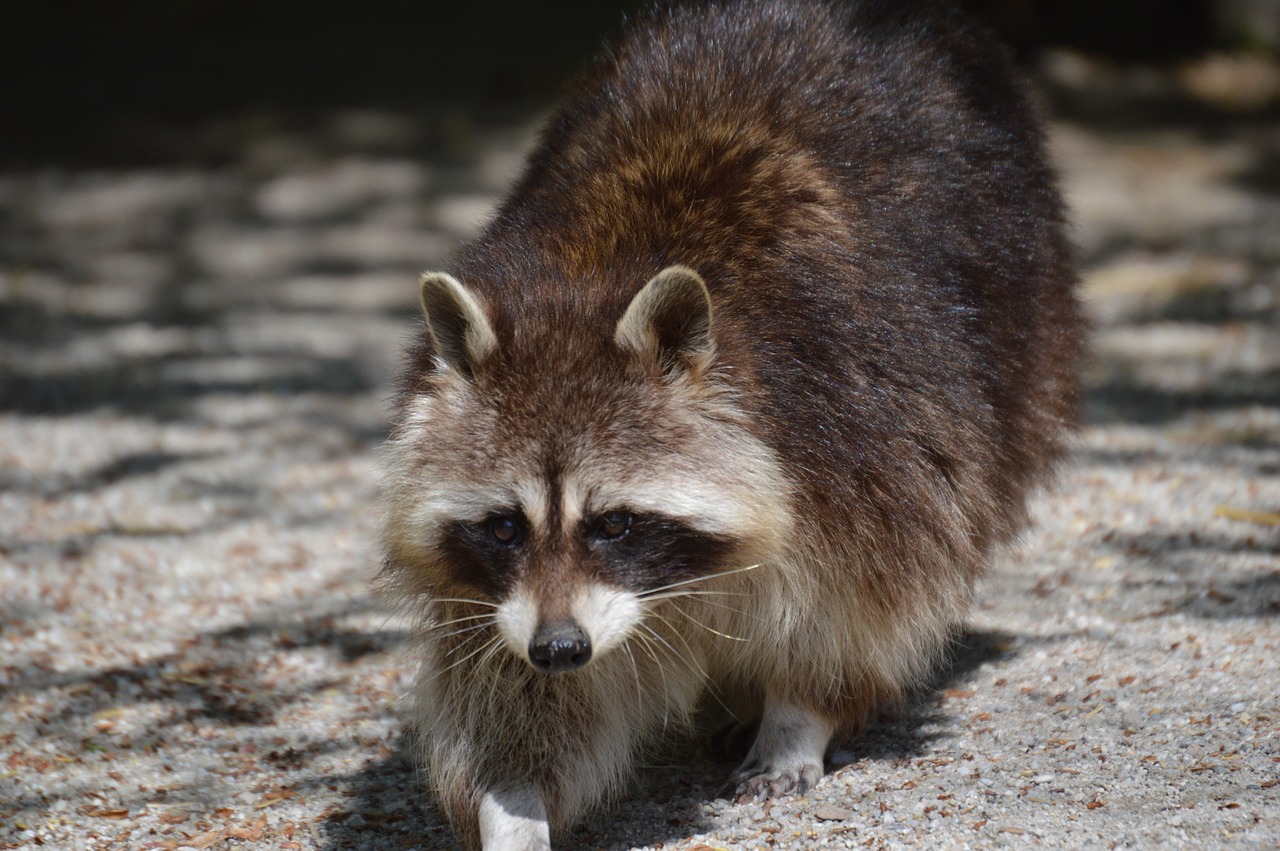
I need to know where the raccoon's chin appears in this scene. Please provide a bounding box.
[495,584,644,672]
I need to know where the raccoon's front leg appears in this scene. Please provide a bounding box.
[478,784,551,851]
[730,700,835,800]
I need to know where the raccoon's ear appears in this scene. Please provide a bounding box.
[615,265,714,371]
[418,272,498,379]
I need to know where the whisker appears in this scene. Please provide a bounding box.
[621,643,643,707]
[631,628,673,731]
[442,626,487,655]
[478,636,507,668]
[480,639,513,708]
[645,615,711,683]
[643,592,761,623]
[637,619,684,665]
[641,589,747,602]
[646,613,741,722]
[632,626,667,673]
[637,563,762,599]
[445,634,503,671]
[631,625,663,668]
[434,621,496,641]
[430,612,499,629]
[666,600,750,642]
[431,597,501,609]
[687,596,765,620]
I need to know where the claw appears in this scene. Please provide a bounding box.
[724,701,834,803]
[731,764,820,802]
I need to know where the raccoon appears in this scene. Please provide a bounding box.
[379,0,1083,848]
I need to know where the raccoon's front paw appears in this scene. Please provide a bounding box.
[725,700,834,803]
[479,784,551,851]
[730,754,823,801]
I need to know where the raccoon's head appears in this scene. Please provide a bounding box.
[382,265,792,674]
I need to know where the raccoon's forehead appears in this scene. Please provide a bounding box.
[394,377,788,540]
[415,449,774,540]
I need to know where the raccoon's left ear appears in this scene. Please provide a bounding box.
[615,265,714,372]
[418,272,498,380]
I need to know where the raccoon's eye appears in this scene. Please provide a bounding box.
[594,511,632,541]
[487,515,523,546]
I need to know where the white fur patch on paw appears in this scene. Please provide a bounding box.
[478,784,551,851]
[729,701,834,802]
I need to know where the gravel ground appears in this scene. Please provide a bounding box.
[2,54,1278,850]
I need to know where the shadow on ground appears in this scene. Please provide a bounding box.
[0,595,407,824]
[315,628,1021,850]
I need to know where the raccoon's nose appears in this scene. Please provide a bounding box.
[528,622,593,674]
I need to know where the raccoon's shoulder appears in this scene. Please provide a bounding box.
[475,0,1040,270]
[516,0,1031,176]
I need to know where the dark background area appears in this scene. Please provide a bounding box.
[5,0,1273,166]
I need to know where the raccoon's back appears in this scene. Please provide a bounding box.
[452,0,1083,558]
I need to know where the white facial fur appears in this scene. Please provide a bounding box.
[496,583,645,668]
[572,585,644,658]
[494,588,540,660]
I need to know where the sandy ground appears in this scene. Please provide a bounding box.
[1,54,1278,850]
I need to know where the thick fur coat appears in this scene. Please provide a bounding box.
[379,1,1084,848]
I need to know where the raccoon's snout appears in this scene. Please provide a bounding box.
[529,622,593,674]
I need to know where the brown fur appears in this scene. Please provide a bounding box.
[380,1,1084,847]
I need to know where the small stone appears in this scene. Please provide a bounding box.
[812,804,854,821]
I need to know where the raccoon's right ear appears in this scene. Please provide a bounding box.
[418,272,498,380]
[615,265,714,373]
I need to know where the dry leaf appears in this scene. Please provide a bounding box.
[187,830,223,849]
[256,789,294,808]
[225,826,265,841]
[1214,506,1280,526]
[942,689,976,700]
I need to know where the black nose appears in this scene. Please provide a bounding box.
[528,622,592,673]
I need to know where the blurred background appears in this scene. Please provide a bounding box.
[3,0,1277,418]
[4,0,1279,166]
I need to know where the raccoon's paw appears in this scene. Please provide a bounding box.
[478,784,551,851]
[729,755,824,802]
[726,701,834,803]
